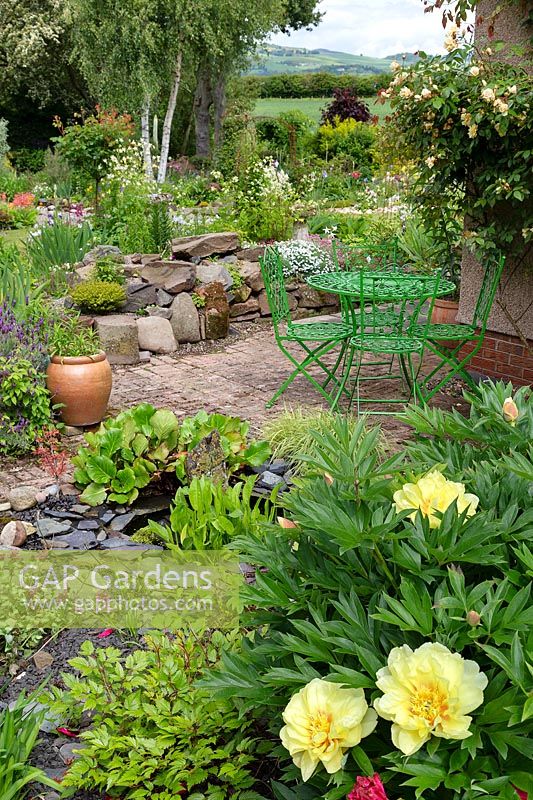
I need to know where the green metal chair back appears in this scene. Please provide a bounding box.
[471,255,505,332]
[259,247,292,334]
[357,272,440,339]
[332,238,398,272]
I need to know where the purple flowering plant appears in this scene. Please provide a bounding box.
[0,300,52,455]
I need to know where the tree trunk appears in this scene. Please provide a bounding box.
[213,73,226,151]
[194,68,212,159]
[157,50,183,184]
[141,98,152,179]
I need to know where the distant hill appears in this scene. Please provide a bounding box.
[246,44,420,76]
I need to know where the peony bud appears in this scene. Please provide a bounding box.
[466,610,481,626]
[278,516,298,529]
[348,773,388,800]
[503,397,519,425]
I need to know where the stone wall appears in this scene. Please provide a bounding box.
[79,234,339,365]
[458,0,533,384]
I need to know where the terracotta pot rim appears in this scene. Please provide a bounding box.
[49,351,107,366]
[434,297,459,308]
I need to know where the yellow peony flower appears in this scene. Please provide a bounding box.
[393,470,479,528]
[374,642,487,756]
[503,397,519,424]
[280,678,377,781]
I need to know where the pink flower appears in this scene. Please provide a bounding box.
[348,774,388,800]
[97,628,114,638]
[351,171,362,179]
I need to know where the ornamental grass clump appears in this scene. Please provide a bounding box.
[202,395,532,799]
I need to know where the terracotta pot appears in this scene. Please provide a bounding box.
[430,297,459,349]
[46,352,112,426]
[430,297,459,326]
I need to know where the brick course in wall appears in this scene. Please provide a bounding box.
[460,330,533,386]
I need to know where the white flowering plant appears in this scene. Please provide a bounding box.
[232,158,297,242]
[274,239,336,280]
[382,45,532,261]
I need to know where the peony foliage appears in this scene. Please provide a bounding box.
[204,383,532,799]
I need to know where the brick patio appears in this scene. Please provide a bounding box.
[0,323,463,494]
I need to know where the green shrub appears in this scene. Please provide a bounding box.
[237,72,391,99]
[45,632,265,800]
[203,394,532,800]
[9,148,46,173]
[315,118,376,171]
[143,474,278,549]
[70,279,126,312]
[0,168,30,200]
[150,200,173,253]
[90,255,126,285]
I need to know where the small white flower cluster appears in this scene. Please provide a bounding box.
[103,140,157,195]
[274,239,335,280]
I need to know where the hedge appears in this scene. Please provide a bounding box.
[237,72,391,99]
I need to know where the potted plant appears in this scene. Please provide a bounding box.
[431,253,461,326]
[46,317,112,426]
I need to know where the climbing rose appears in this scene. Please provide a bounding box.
[280,678,377,781]
[348,773,388,800]
[374,643,487,756]
[393,470,479,529]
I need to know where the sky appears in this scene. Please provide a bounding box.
[272,0,451,57]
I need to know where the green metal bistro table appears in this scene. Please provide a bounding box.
[306,271,456,410]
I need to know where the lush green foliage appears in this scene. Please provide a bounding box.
[385,47,532,261]
[90,256,126,285]
[315,119,376,172]
[174,409,270,482]
[47,314,101,357]
[25,219,94,289]
[0,692,60,800]
[142,475,278,549]
[70,279,126,312]
[263,407,384,475]
[0,241,43,310]
[0,301,52,454]
[54,109,134,194]
[240,72,391,99]
[401,380,532,474]
[203,391,532,800]
[72,404,181,505]
[46,632,267,800]
[72,405,270,505]
[9,148,46,173]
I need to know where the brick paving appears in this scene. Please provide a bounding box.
[0,323,462,494]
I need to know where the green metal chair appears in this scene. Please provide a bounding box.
[260,246,352,409]
[331,238,399,272]
[345,272,440,414]
[418,255,505,400]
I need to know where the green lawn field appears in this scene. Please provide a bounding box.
[253,96,391,125]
